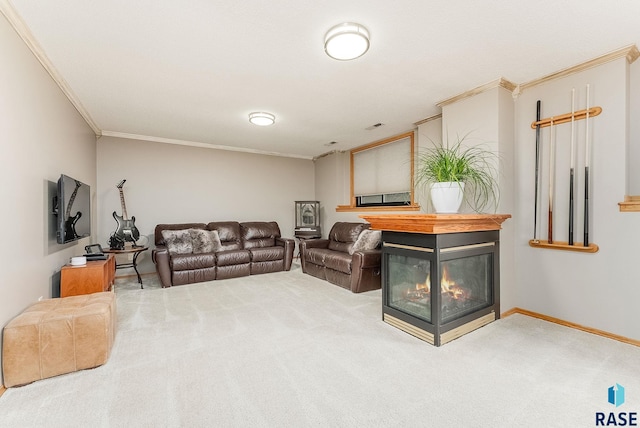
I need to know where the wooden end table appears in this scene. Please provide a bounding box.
[60,254,116,297]
[103,246,149,289]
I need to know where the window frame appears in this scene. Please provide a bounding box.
[336,131,420,212]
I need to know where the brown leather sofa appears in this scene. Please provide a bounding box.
[300,222,381,293]
[152,221,294,287]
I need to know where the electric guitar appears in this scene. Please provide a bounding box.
[64,180,82,241]
[112,179,140,242]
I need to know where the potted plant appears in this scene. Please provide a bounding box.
[415,134,499,213]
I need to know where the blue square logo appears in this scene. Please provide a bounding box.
[608,383,625,407]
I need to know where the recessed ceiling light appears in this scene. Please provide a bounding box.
[365,122,384,130]
[249,112,275,126]
[324,22,370,61]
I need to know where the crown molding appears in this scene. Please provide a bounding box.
[312,149,341,161]
[414,113,442,127]
[435,77,517,108]
[100,131,314,160]
[420,44,639,110]
[0,0,101,136]
[515,44,639,95]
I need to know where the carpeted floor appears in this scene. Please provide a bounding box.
[0,264,638,427]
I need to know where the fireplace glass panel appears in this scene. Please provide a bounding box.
[387,253,431,323]
[440,254,491,323]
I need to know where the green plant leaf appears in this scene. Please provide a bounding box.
[415,133,500,213]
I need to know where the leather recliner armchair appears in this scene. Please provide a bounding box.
[299,222,381,293]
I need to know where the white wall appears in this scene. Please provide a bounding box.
[440,87,514,215]
[314,151,344,235]
[514,58,640,340]
[0,14,97,383]
[97,137,315,273]
[630,60,640,194]
[314,151,364,235]
[416,117,443,209]
[432,87,517,312]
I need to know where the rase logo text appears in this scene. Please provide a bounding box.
[596,384,637,426]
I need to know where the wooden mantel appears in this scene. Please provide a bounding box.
[359,214,512,234]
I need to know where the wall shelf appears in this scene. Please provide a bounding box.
[618,195,640,212]
[528,240,599,253]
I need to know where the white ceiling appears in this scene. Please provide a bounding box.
[5,0,640,158]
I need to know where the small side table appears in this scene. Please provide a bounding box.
[103,246,149,289]
[60,254,115,297]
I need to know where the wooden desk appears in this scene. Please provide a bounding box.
[60,254,115,297]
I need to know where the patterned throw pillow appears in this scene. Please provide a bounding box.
[161,229,193,255]
[349,229,382,255]
[189,229,222,254]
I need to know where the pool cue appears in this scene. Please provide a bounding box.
[584,84,590,247]
[548,119,555,244]
[533,100,542,242]
[568,89,576,245]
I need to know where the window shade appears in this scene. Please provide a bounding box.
[353,136,411,196]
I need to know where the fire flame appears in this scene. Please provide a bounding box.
[415,273,430,293]
[414,267,469,300]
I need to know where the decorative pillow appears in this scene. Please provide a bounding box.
[349,229,382,255]
[161,229,193,255]
[189,229,222,254]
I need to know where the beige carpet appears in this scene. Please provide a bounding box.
[1,264,639,427]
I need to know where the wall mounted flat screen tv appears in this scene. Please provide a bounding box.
[56,174,91,244]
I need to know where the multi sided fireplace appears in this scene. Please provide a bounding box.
[361,214,510,346]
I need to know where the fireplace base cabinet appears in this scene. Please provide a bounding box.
[382,230,499,346]
[361,214,510,347]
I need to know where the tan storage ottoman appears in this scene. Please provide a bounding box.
[2,292,116,387]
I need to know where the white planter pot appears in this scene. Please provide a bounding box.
[430,182,465,213]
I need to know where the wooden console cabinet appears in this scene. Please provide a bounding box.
[60,255,116,297]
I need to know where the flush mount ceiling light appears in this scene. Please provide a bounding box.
[248,112,275,126]
[324,22,370,61]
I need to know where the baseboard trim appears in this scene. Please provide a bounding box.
[114,272,157,280]
[502,307,640,347]
[0,385,6,397]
